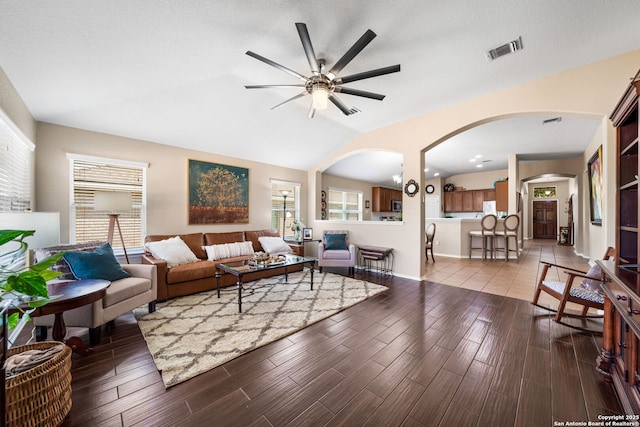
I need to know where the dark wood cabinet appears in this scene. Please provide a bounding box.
[443,192,453,213]
[443,188,495,212]
[599,72,640,415]
[372,187,402,212]
[495,180,508,212]
[472,190,485,212]
[462,191,473,212]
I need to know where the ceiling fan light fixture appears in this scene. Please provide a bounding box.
[312,83,329,110]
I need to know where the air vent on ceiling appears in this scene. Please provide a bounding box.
[486,37,523,61]
[543,117,562,124]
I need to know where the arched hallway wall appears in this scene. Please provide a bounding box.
[308,49,640,280]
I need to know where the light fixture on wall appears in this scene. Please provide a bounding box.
[94,191,132,263]
[281,190,289,237]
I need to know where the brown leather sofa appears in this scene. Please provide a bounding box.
[142,229,302,301]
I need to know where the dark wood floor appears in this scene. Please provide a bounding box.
[33,265,622,426]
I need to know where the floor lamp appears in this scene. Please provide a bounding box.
[281,190,289,238]
[94,191,132,263]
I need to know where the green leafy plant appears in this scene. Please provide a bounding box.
[0,230,64,328]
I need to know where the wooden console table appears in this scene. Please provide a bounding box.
[597,259,640,415]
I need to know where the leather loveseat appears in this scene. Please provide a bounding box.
[142,229,302,301]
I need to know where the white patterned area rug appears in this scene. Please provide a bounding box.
[133,270,388,387]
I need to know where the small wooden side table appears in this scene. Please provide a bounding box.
[285,239,321,257]
[29,279,110,355]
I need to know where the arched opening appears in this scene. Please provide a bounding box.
[420,113,600,263]
[521,173,577,245]
[318,149,404,222]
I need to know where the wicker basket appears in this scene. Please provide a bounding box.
[5,342,72,427]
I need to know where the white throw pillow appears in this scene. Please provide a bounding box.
[204,241,254,261]
[146,236,199,268]
[258,236,293,255]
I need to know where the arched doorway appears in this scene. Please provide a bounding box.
[521,174,577,244]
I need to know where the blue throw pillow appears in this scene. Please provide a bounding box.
[64,243,131,281]
[325,233,347,250]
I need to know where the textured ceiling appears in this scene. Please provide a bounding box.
[0,1,638,184]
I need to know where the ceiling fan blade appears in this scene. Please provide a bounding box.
[334,86,385,101]
[329,94,358,116]
[336,64,401,84]
[245,84,306,89]
[246,51,308,82]
[308,102,316,119]
[327,29,376,78]
[270,92,308,110]
[295,23,320,75]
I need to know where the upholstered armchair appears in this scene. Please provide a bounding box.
[317,230,356,273]
[32,242,158,346]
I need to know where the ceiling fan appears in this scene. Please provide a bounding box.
[245,23,401,118]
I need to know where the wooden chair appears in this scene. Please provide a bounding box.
[425,222,436,262]
[532,247,615,323]
[469,214,497,259]
[495,214,520,261]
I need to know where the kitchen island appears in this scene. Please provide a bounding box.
[426,217,517,259]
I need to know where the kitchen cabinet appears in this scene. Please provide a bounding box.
[372,187,402,212]
[472,190,485,212]
[495,180,509,212]
[462,191,474,212]
[443,188,495,213]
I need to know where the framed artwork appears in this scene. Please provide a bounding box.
[587,146,603,225]
[303,228,313,240]
[188,159,249,224]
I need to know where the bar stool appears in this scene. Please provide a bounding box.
[495,214,520,261]
[469,214,497,259]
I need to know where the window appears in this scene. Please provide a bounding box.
[0,110,34,211]
[328,188,362,221]
[271,180,301,237]
[68,154,147,252]
[534,186,556,198]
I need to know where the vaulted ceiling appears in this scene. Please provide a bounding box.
[0,1,638,184]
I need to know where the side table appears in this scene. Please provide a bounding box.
[357,245,394,275]
[29,279,110,355]
[285,239,321,257]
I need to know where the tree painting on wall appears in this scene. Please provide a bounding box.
[188,159,249,224]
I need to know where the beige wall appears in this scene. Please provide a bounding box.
[310,49,640,280]
[35,122,308,243]
[445,169,508,191]
[0,67,35,142]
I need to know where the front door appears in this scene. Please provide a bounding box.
[533,200,557,239]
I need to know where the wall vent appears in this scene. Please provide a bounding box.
[486,37,523,61]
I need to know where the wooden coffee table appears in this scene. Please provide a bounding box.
[215,254,316,313]
[29,279,110,355]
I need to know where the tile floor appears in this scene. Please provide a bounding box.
[424,238,595,313]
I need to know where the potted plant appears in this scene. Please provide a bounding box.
[0,230,64,337]
[1,230,68,427]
